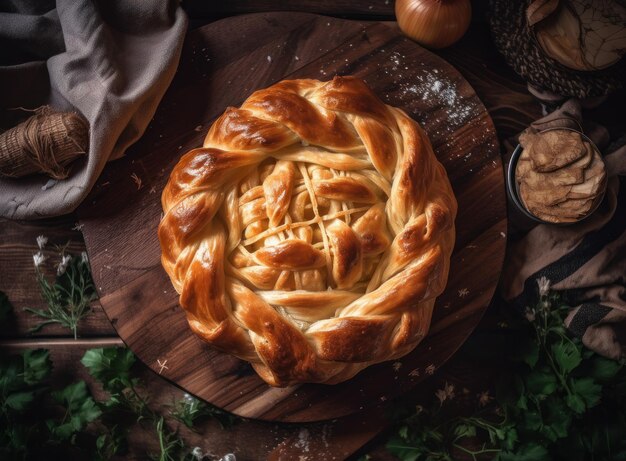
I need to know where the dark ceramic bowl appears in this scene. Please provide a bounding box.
[507,127,607,225]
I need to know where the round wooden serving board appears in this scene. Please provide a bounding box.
[78,13,507,423]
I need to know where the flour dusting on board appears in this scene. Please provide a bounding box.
[398,70,475,129]
[294,428,311,453]
[376,51,481,133]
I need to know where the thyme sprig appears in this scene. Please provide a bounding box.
[25,237,96,339]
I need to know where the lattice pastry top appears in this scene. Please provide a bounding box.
[159,76,457,386]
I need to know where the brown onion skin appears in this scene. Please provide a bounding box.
[395,0,472,49]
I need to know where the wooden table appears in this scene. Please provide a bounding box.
[3,1,596,459]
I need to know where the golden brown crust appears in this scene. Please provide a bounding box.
[159,76,457,386]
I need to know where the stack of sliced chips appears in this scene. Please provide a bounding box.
[516,129,606,223]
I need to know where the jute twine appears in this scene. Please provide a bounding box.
[0,106,89,179]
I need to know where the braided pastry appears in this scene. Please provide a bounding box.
[159,76,457,386]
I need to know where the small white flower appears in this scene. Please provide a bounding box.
[191,447,203,460]
[537,276,551,297]
[81,251,89,264]
[57,254,72,275]
[525,307,536,322]
[435,382,455,405]
[478,390,493,407]
[33,252,46,267]
[458,288,470,298]
[36,235,48,250]
[392,362,402,371]
[425,364,436,375]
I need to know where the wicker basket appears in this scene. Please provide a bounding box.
[488,0,625,99]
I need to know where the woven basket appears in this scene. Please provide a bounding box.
[488,0,625,99]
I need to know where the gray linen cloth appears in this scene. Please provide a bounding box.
[0,0,187,219]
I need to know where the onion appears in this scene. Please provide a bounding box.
[395,0,472,49]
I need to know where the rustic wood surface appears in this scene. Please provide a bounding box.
[76,12,506,423]
[0,2,551,458]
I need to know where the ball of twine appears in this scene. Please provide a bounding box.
[0,106,89,180]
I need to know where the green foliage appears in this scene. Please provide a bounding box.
[2,260,240,459]
[26,250,97,339]
[0,344,239,460]
[48,381,102,440]
[387,288,626,461]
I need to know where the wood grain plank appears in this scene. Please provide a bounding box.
[78,13,506,423]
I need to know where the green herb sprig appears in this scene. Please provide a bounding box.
[26,237,97,339]
[2,290,239,460]
[387,279,626,461]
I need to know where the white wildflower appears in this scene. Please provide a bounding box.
[81,251,89,264]
[33,252,46,268]
[36,235,48,250]
[191,447,203,460]
[425,364,436,375]
[57,254,72,275]
[537,276,551,297]
[525,307,536,322]
[435,381,455,405]
[478,390,493,407]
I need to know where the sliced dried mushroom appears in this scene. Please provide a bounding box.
[522,163,583,189]
[515,157,533,180]
[520,180,570,207]
[528,130,585,172]
[568,141,594,170]
[515,128,606,223]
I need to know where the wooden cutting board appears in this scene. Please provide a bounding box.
[78,12,506,423]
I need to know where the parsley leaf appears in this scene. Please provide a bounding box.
[570,377,601,409]
[499,442,548,460]
[49,381,102,440]
[5,391,35,411]
[552,341,582,375]
[525,369,557,396]
[23,349,51,385]
[386,435,423,461]
[81,347,136,391]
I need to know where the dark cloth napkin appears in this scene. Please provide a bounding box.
[0,0,187,219]
[502,92,626,361]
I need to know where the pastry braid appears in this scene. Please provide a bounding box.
[159,76,457,386]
